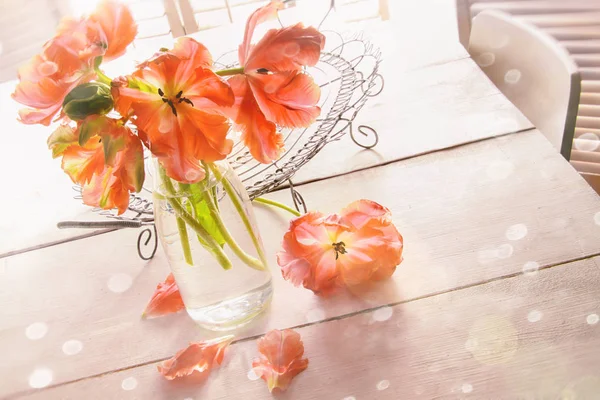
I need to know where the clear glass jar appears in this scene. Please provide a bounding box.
[153,159,272,331]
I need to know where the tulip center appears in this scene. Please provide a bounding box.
[332,241,347,260]
[158,88,194,116]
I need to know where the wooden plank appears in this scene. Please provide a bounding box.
[21,255,600,399]
[291,57,532,185]
[2,130,600,397]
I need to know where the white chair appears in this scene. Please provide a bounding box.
[469,10,581,160]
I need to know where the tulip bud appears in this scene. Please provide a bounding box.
[63,82,114,121]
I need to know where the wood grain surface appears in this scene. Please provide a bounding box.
[18,255,600,399]
[3,130,600,398]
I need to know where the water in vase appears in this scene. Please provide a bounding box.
[154,170,272,331]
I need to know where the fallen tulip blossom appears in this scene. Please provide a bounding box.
[252,329,309,392]
[277,199,404,295]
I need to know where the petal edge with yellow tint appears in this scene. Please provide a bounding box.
[47,124,78,158]
[252,329,309,393]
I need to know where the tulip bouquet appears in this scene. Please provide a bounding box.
[13,0,407,390]
[13,0,325,273]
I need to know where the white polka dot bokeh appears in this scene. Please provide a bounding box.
[476,52,495,67]
[372,306,393,322]
[342,396,357,400]
[522,261,540,276]
[462,383,473,393]
[25,322,48,340]
[496,244,514,259]
[594,211,600,226]
[306,309,326,323]
[587,313,599,325]
[107,273,133,293]
[527,310,542,323]
[29,368,53,389]
[575,133,600,152]
[121,377,138,391]
[247,369,260,381]
[465,338,478,352]
[477,244,514,264]
[62,340,83,356]
[504,69,522,84]
[505,224,528,241]
[376,379,390,391]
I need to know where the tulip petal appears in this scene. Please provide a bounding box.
[245,23,325,72]
[60,118,145,214]
[150,127,206,184]
[249,71,321,128]
[171,37,212,67]
[340,199,393,230]
[225,75,283,163]
[277,212,340,295]
[239,0,285,66]
[158,336,234,380]
[143,273,185,318]
[61,136,105,185]
[252,329,308,393]
[89,0,137,60]
[47,124,78,158]
[185,68,234,109]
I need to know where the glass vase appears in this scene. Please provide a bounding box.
[153,159,272,331]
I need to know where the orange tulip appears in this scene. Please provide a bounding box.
[277,200,404,295]
[12,19,99,125]
[12,1,137,126]
[252,329,309,393]
[88,0,138,61]
[47,116,145,214]
[158,336,234,380]
[223,0,325,163]
[113,37,234,183]
[142,273,185,318]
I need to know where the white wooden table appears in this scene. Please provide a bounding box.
[2,1,600,398]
